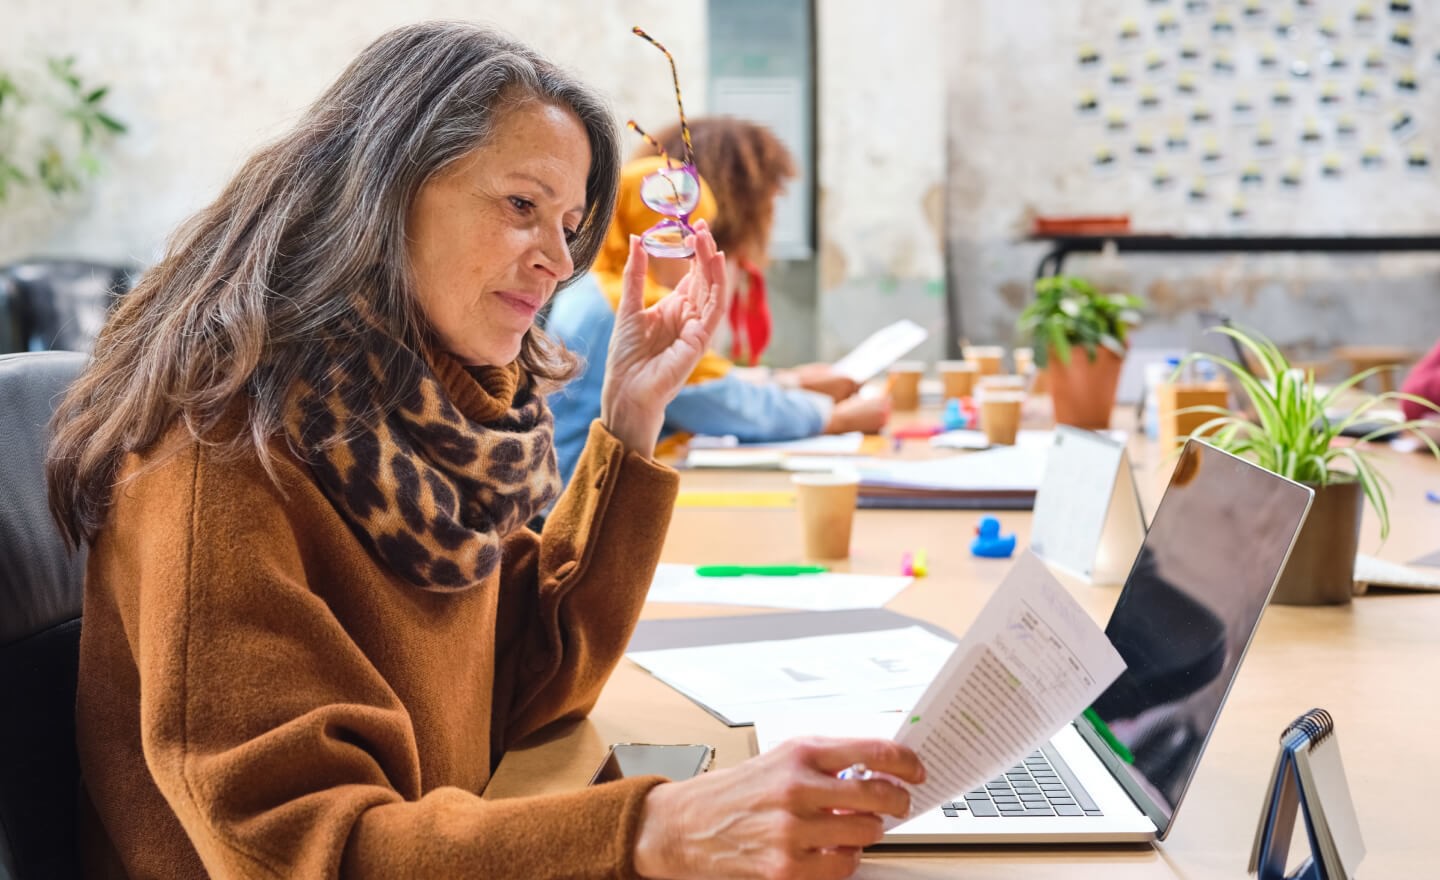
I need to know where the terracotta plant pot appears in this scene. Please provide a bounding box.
[1046,345,1124,429]
[1270,479,1363,606]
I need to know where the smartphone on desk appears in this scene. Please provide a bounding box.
[588,743,715,785]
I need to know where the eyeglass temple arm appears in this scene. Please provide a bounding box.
[627,120,674,168]
[631,26,694,166]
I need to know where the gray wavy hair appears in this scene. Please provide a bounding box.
[48,20,621,546]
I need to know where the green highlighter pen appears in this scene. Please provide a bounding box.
[694,565,829,577]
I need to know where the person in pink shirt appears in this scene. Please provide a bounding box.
[1400,339,1440,422]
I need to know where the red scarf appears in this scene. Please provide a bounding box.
[728,259,772,366]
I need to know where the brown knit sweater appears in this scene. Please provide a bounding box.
[76,414,679,878]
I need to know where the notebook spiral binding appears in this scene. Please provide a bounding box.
[1282,708,1333,747]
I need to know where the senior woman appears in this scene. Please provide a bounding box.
[46,21,921,880]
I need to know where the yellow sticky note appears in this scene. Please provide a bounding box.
[675,490,796,509]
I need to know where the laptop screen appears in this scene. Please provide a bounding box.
[1079,440,1312,837]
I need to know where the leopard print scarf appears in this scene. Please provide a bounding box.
[286,335,560,591]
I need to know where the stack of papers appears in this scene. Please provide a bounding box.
[857,444,1048,509]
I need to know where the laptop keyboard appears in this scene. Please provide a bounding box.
[940,743,1103,819]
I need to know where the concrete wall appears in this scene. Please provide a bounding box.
[7,1,1437,372]
[814,0,948,363]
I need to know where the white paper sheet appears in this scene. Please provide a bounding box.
[752,710,902,749]
[1353,554,1440,592]
[931,428,1129,452]
[884,552,1126,827]
[737,689,930,724]
[746,432,866,453]
[645,563,913,611]
[626,626,957,725]
[684,433,867,469]
[832,320,928,383]
[1295,731,1366,877]
[927,430,991,450]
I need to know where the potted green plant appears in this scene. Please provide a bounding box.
[1179,325,1440,605]
[1018,275,1143,429]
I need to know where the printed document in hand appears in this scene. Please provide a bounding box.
[831,319,928,383]
[880,552,1124,829]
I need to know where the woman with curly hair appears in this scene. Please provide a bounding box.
[548,117,887,485]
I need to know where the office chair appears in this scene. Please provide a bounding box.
[0,351,89,880]
[0,274,25,354]
[0,259,135,354]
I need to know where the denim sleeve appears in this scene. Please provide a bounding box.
[663,374,833,442]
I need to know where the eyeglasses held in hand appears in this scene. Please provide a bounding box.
[630,27,700,259]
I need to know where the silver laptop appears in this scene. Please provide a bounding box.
[883,439,1313,844]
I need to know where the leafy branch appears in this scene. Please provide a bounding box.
[0,54,126,204]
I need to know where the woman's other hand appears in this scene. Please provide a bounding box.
[632,737,925,880]
[783,363,861,402]
[601,220,729,457]
[825,396,890,435]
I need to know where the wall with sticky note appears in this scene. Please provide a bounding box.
[944,0,1440,362]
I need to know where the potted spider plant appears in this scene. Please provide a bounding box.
[1178,325,1440,605]
[1019,275,1143,429]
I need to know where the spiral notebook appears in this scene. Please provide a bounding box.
[1249,709,1365,880]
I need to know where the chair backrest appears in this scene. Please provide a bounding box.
[0,274,26,355]
[0,260,135,354]
[0,351,88,880]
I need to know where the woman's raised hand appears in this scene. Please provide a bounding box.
[600,220,729,457]
[631,737,925,880]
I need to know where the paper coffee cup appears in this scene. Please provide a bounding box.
[963,345,1006,377]
[977,373,1026,392]
[979,392,1024,445]
[1013,348,1043,393]
[792,471,860,560]
[937,359,978,399]
[887,361,925,411]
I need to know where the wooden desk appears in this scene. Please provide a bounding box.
[488,421,1440,879]
[1330,344,1420,394]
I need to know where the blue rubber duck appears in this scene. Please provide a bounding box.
[942,398,969,431]
[970,516,1017,558]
